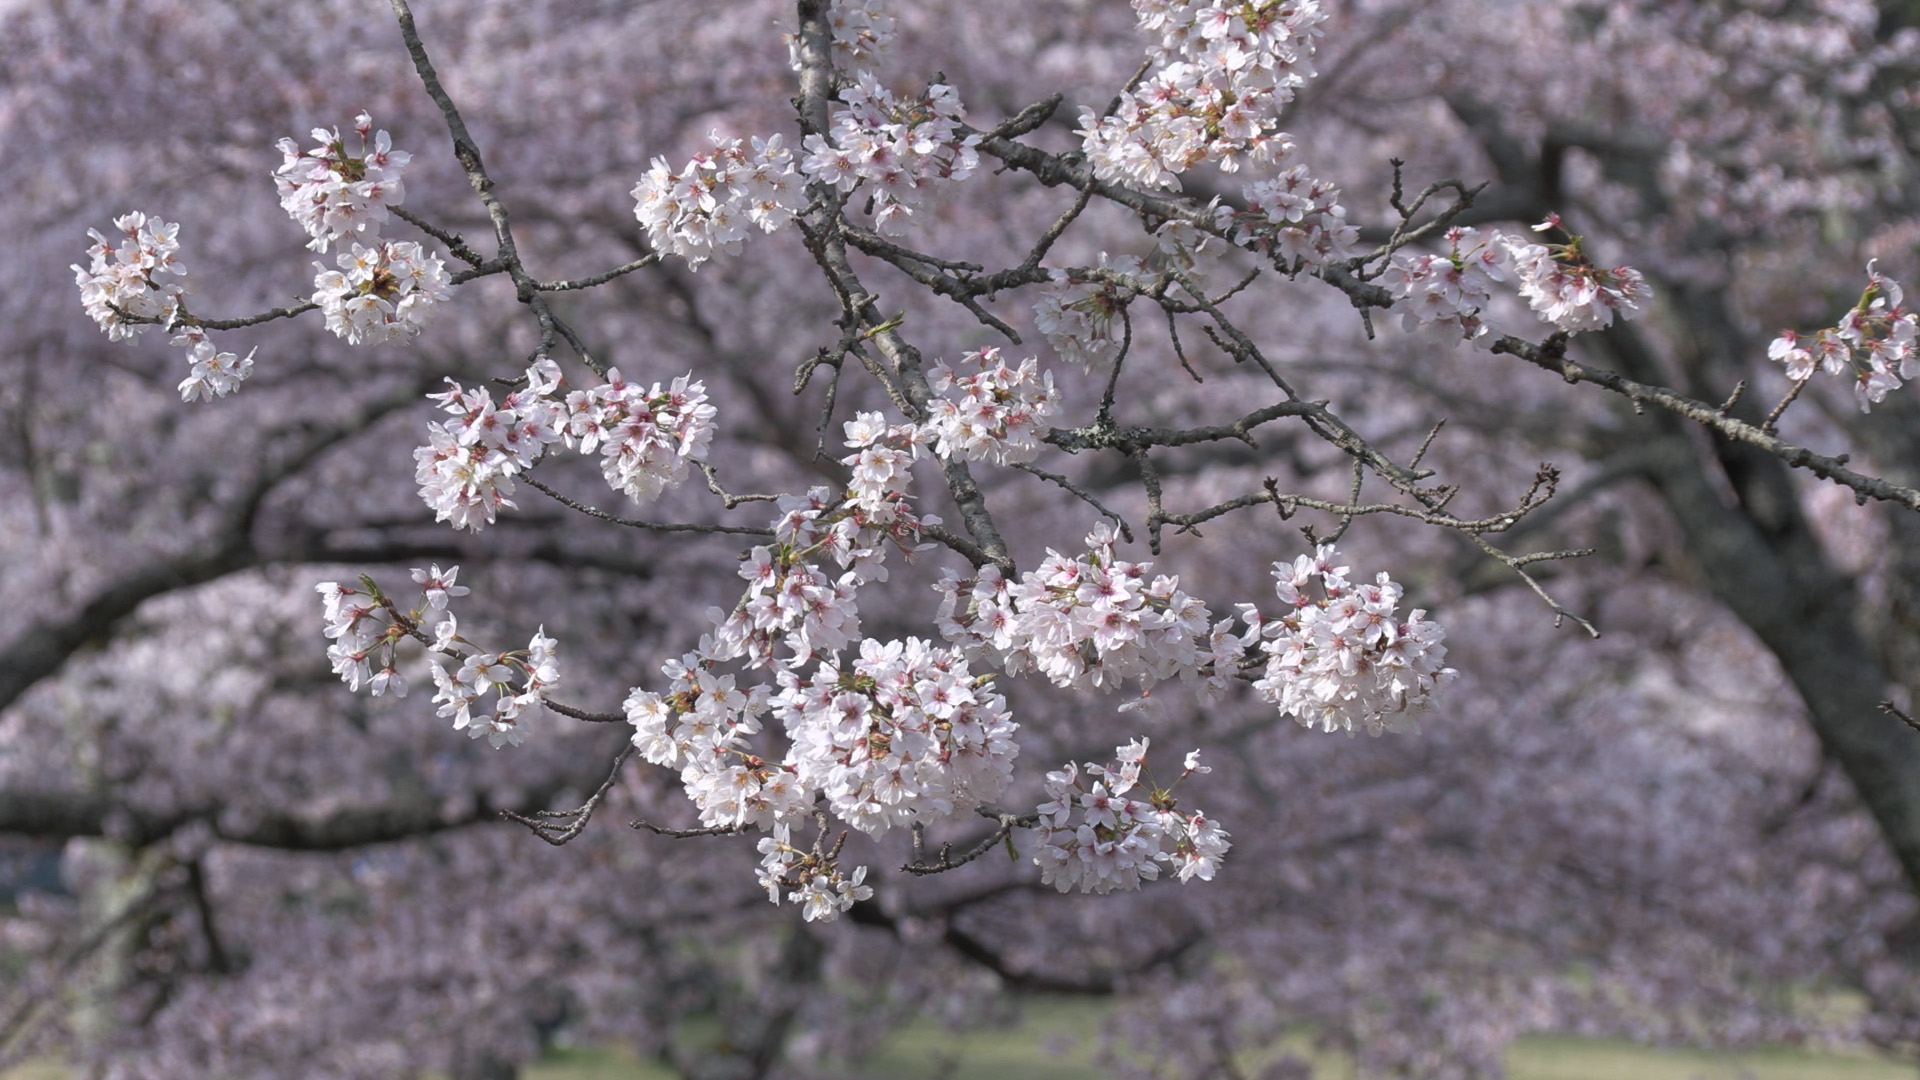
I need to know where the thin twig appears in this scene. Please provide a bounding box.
[1882,701,1920,733]
[524,475,774,536]
[696,463,784,507]
[1762,376,1810,435]
[630,818,753,839]
[901,808,1040,875]
[535,254,663,292]
[1493,335,1907,511]
[543,699,626,724]
[1010,462,1134,542]
[387,0,607,376]
[502,746,633,845]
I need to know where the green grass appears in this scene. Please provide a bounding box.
[525,1046,676,1080]
[11,1009,1915,1080]
[1506,1036,1915,1080]
[518,998,1920,1080]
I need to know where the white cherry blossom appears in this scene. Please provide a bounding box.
[312,239,450,346]
[1386,225,1513,346]
[772,636,1019,835]
[273,112,411,252]
[1242,545,1455,735]
[413,367,564,531]
[924,347,1060,466]
[633,132,805,267]
[561,368,716,504]
[1503,217,1652,334]
[934,522,1217,693]
[1032,740,1231,893]
[1768,261,1919,412]
[73,211,186,341]
[799,73,981,236]
[1081,0,1327,188]
[172,326,255,402]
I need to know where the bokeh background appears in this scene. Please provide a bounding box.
[7,2,1920,1077]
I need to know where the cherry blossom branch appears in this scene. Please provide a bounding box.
[1760,375,1810,435]
[1490,333,1920,513]
[1096,306,1134,428]
[970,104,1920,521]
[1366,162,1487,267]
[542,700,625,725]
[836,180,1097,344]
[501,746,633,845]
[389,205,490,268]
[901,808,1041,875]
[1009,461,1135,542]
[1470,533,1599,637]
[918,521,993,568]
[534,254,665,293]
[1883,701,1920,734]
[1312,459,1368,546]
[387,0,606,375]
[1198,465,1556,538]
[107,296,319,333]
[522,475,774,536]
[694,463,784,507]
[793,0,1013,572]
[628,818,753,839]
[840,223,1030,342]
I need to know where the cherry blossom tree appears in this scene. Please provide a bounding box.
[8,1,1920,1078]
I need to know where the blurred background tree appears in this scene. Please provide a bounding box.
[6,2,1920,1078]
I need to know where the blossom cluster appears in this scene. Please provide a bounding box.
[412,362,716,532]
[774,637,1018,835]
[756,825,874,922]
[315,577,410,699]
[429,624,561,749]
[924,347,1061,465]
[934,523,1221,693]
[792,413,932,577]
[1505,217,1651,333]
[1386,225,1512,346]
[172,326,256,403]
[75,119,442,393]
[835,411,922,527]
[632,133,806,267]
[562,368,718,504]
[1079,0,1328,189]
[626,655,793,828]
[629,625,1016,917]
[708,539,865,673]
[1233,166,1360,269]
[703,414,935,671]
[1387,218,1652,343]
[317,564,559,748]
[1768,262,1919,411]
[413,362,564,531]
[73,211,185,341]
[272,112,411,252]
[1033,739,1230,893]
[1032,254,1145,370]
[312,239,451,346]
[314,564,561,747]
[1240,545,1454,735]
[800,73,981,235]
[781,0,896,73]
